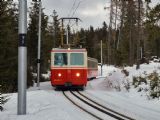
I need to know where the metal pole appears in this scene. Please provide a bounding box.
[37,0,42,88]
[140,47,143,59]
[61,19,64,46]
[18,0,27,115]
[66,27,69,45]
[53,10,57,48]
[108,0,113,65]
[101,40,103,76]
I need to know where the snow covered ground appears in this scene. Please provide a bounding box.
[87,78,160,120]
[0,61,160,120]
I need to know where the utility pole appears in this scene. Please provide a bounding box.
[37,0,42,88]
[60,19,64,46]
[108,0,113,65]
[136,0,142,69]
[117,0,125,50]
[52,10,57,48]
[18,0,27,115]
[101,40,103,76]
[114,0,118,30]
[66,25,69,45]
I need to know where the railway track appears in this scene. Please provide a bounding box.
[63,91,135,120]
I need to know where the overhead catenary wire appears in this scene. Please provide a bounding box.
[67,0,77,17]
[59,0,83,45]
[70,1,82,18]
[67,0,83,26]
[67,0,77,26]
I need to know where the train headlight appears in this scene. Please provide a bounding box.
[58,73,62,77]
[76,73,80,77]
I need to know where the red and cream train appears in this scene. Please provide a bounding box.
[50,48,98,89]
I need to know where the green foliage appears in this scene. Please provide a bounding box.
[78,23,108,63]
[132,71,160,99]
[28,1,51,74]
[132,76,147,88]
[132,76,139,88]
[148,71,160,98]
[52,10,61,48]
[28,2,39,72]
[145,4,160,57]
[0,1,18,93]
[1,0,160,94]
[0,1,33,93]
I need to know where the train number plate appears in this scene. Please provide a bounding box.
[65,82,72,87]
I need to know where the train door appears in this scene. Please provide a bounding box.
[65,52,72,86]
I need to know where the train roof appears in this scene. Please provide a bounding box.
[88,57,98,62]
[51,48,87,52]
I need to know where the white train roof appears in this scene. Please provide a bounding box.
[51,48,87,52]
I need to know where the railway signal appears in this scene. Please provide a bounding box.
[18,0,27,115]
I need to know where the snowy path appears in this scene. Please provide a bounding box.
[0,82,95,120]
[63,91,126,120]
[86,78,160,120]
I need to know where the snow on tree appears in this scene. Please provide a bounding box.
[0,85,9,111]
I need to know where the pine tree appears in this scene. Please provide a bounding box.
[28,2,47,68]
[86,26,95,58]
[0,1,19,92]
[145,4,160,58]
[28,1,39,72]
[52,10,61,48]
[41,10,50,73]
[116,0,145,66]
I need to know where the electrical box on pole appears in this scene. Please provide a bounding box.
[18,0,27,115]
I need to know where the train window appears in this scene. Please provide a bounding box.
[70,53,84,65]
[88,59,98,69]
[54,53,68,66]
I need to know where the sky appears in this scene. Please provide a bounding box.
[41,0,109,29]
[15,0,160,29]
[26,0,110,29]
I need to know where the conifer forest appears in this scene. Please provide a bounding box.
[0,0,160,93]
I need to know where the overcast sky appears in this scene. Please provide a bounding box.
[15,0,160,29]
[27,0,110,29]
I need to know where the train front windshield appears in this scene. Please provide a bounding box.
[54,52,84,66]
[54,53,68,66]
[70,53,84,65]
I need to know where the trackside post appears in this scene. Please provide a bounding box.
[101,40,103,76]
[18,0,27,115]
[37,0,42,88]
